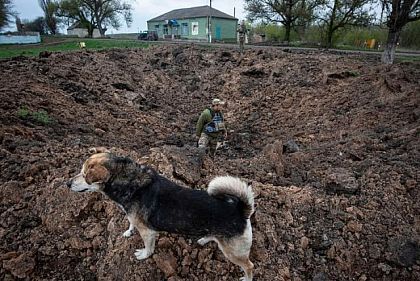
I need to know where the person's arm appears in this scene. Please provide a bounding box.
[196,110,210,137]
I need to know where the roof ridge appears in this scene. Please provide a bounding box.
[170,5,209,11]
[148,5,236,22]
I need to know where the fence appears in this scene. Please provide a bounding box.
[0,32,41,44]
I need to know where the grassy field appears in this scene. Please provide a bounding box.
[1,36,419,63]
[0,38,150,59]
[395,55,420,63]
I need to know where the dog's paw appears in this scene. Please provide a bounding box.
[122,229,134,238]
[134,249,151,260]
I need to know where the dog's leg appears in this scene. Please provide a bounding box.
[123,213,136,237]
[127,213,157,260]
[197,236,215,246]
[134,225,157,260]
[217,239,253,281]
[215,220,253,281]
[122,222,135,237]
[232,257,253,281]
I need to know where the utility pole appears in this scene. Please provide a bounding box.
[209,0,212,43]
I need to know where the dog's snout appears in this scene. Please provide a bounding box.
[66,179,73,188]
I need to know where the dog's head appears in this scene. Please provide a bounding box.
[67,148,112,193]
[67,147,154,193]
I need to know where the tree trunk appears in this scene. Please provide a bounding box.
[326,0,338,49]
[50,18,57,35]
[93,0,108,38]
[98,24,105,37]
[94,11,106,37]
[284,22,291,43]
[381,28,401,64]
[47,17,57,35]
[326,28,334,49]
[87,25,94,38]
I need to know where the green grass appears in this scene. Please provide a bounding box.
[394,55,420,63]
[334,44,380,51]
[17,106,53,125]
[0,38,150,59]
[17,107,30,118]
[31,110,52,125]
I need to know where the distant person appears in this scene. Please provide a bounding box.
[196,98,227,157]
[237,20,247,53]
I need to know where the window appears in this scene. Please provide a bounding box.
[191,22,199,35]
[181,23,188,36]
[163,25,168,35]
[154,24,159,31]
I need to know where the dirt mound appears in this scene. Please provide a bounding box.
[1,45,419,280]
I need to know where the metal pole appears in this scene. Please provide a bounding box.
[209,0,212,43]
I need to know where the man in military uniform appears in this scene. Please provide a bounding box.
[196,98,227,157]
[237,20,247,53]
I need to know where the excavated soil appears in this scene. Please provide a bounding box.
[0,45,419,281]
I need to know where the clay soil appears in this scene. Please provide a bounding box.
[0,45,419,281]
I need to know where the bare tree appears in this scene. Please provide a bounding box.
[24,17,48,34]
[245,0,321,42]
[83,0,133,37]
[57,0,132,37]
[380,0,420,64]
[58,0,96,37]
[0,0,15,31]
[315,0,374,48]
[39,0,59,34]
[15,15,23,32]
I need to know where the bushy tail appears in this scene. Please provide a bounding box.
[208,176,254,218]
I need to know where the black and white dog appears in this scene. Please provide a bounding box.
[67,148,254,280]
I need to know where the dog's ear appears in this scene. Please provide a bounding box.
[88,147,110,154]
[85,164,110,184]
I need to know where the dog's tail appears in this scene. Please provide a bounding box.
[208,176,254,218]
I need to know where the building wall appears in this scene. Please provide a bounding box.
[0,33,41,44]
[211,18,238,43]
[148,17,208,40]
[67,28,101,38]
[148,17,237,42]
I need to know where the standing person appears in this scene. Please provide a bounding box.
[237,20,247,53]
[196,98,227,157]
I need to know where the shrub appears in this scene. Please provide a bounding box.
[31,110,51,125]
[338,26,387,48]
[17,107,52,125]
[401,21,420,49]
[17,107,30,119]
[252,23,300,42]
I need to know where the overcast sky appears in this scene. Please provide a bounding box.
[10,0,246,34]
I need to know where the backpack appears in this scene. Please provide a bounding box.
[204,108,225,134]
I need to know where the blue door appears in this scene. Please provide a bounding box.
[216,26,221,40]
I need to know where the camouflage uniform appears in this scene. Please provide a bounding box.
[237,21,247,53]
[196,107,226,157]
